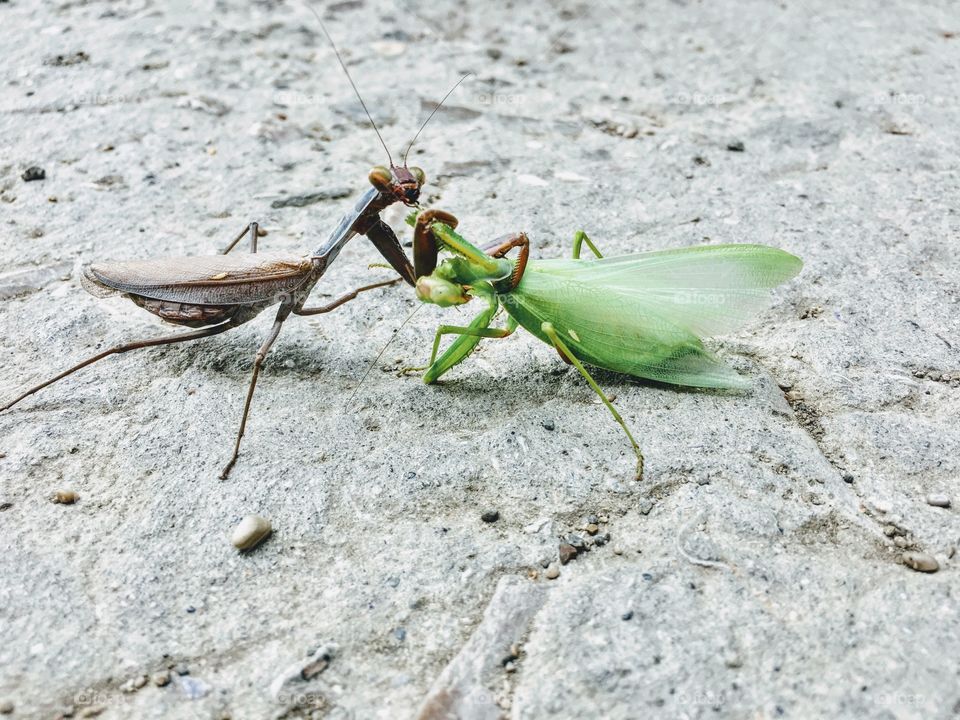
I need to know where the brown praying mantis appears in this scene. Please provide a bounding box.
[0,18,468,479]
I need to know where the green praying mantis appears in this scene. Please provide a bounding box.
[401,210,803,479]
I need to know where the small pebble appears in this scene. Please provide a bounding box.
[565,534,585,549]
[0,700,13,715]
[174,663,190,676]
[612,545,624,555]
[926,494,951,508]
[901,551,939,573]
[153,671,171,687]
[726,140,745,152]
[541,419,555,431]
[558,543,578,565]
[480,509,500,523]
[585,523,599,535]
[842,473,854,483]
[21,166,45,182]
[593,532,610,547]
[53,490,77,504]
[585,514,598,525]
[231,515,271,551]
[621,610,634,621]
[724,652,744,669]
[545,564,560,579]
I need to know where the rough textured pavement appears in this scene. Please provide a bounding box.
[1,1,958,718]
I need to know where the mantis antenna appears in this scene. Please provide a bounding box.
[306,2,394,166]
[402,73,473,166]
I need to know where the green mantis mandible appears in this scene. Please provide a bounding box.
[402,210,803,479]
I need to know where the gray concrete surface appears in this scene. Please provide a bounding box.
[1,1,958,718]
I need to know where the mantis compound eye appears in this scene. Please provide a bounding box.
[415,276,469,307]
[369,166,392,191]
[408,166,426,186]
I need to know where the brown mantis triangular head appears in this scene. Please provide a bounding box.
[306,5,425,204]
[368,164,424,207]
[366,68,472,210]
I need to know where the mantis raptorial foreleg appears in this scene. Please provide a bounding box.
[540,321,644,479]
[572,230,603,259]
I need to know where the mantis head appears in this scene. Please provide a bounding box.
[369,165,425,206]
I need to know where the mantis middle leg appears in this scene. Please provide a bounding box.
[294,278,401,316]
[540,321,644,480]
[220,304,292,480]
[572,230,603,259]
[404,294,518,383]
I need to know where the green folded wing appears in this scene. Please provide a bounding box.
[503,244,801,389]
[530,244,802,337]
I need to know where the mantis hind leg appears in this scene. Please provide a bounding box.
[540,321,644,480]
[221,222,261,254]
[1,320,241,412]
[572,231,603,259]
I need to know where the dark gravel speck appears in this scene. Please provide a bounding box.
[481,509,500,523]
[22,166,45,182]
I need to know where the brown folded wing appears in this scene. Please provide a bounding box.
[81,253,315,305]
